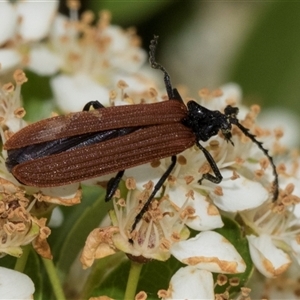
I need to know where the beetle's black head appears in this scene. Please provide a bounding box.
[185,101,238,144]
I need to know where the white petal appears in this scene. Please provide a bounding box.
[0,49,21,73]
[50,73,110,112]
[170,231,246,274]
[216,83,242,108]
[248,258,300,300]
[112,73,153,95]
[247,234,291,278]
[125,163,164,192]
[48,207,64,228]
[50,14,68,38]
[28,45,61,75]
[0,267,34,299]
[102,26,129,52]
[164,267,214,300]
[5,117,27,134]
[0,1,17,46]
[168,185,224,231]
[210,169,268,212]
[81,173,118,186]
[41,183,79,199]
[258,108,300,148]
[110,47,147,73]
[16,0,58,41]
[102,26,147,73]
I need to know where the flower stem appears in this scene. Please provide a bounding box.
[14,244,31,272]
[42,257,66,300]
[124,261,143,300]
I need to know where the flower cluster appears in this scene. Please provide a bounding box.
[79,80,300,298]
[0,0,58,73]
[0,66,84,257]
[0,1,300,299]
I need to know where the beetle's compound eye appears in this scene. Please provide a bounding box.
[224,105,239,118]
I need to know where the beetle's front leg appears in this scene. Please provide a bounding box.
[196,141,223,185]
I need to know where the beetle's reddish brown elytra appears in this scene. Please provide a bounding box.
[4,36,279,233]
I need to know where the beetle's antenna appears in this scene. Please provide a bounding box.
[149,35,174,99]
[230,116,279,201]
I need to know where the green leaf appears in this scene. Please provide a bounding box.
[24,249,47,300]
[138,256,183,300]
[21,71,54,122]
[214,216,253,296]
[82,252,128,299]
[88,254,183,300]
[49,185,112,281]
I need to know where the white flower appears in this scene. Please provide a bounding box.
[0,0,59,73]
[170,231,246,274]
[46,10,160,112]
[80,177,191,268]
[258,108,300,148]
[247,234,291,278]
[28,44,61,76]
[0,69,81,200]
[0,69,83,259]
[0,267,35,299]
[51,73,110,112]
[158,267,214,300]
[248,257,300,300]
[159,231,246,300]
[0,178,51,259]
[125,161,224,232]
[81,182,245,300]
[0,1,17,46]
[0,69,27,134]
[240,178,300,277]
[16,0,58,42]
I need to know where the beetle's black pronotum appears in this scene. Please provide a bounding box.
[4,36,279,234]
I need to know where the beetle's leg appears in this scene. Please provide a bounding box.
[82,101,126,201]
[130,155,177,238]
[196,141,223,184]
[82,100,105,111]
[105,170,125,202]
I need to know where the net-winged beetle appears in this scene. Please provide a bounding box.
[4,36,279,233]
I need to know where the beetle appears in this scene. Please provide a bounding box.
[4,36,279,233]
